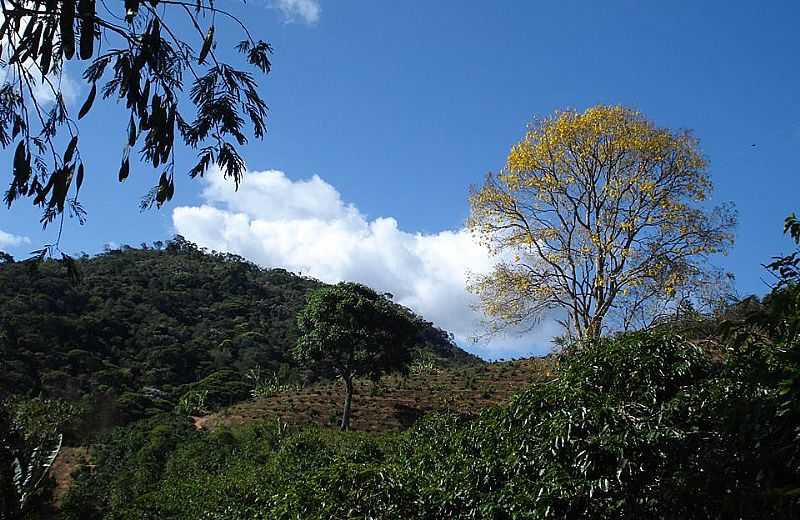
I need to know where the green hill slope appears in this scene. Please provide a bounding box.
[0,236,480,429]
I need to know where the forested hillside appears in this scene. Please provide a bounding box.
[0,1,796,516]
[0,237,478,430]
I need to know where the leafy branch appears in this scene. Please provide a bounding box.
[0,0,272,253]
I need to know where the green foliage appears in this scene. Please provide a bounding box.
[44,218,800,518]
[175,390,208,417]
[61,414,198,519]
[766,213,800,287]
[0,240,474,435]
[178,369,252,411]
[294,282,420,430]
[294,283,419,382]
[247,366,300,400]
[1,398,77,519]
[63,328,800,518]
[409,350,441,376]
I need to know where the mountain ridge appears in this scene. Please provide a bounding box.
[0,236,480,432]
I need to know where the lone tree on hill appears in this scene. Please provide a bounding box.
[293,282,418,431]
[0,1,272,252]
[468,105,736,340]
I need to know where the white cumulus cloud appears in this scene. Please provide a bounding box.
[28,71,79,106]
[172,167,558,358]
[0,229,31,250]
[271,0,321,24]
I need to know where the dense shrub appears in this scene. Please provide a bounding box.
[64,328,800,519]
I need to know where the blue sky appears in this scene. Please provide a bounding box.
[1,1,798,358]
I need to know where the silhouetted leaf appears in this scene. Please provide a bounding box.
[61,0,76,59]
[64,136,78,164]
[76,163,84,194]
[128,116,137,146]
[0,0,273,229]
[39,27,53,78]
[78,0,95,60]
[78,83,96,120]
[118,156,129,182]
[125,0,141,22]
[199,26,214,64]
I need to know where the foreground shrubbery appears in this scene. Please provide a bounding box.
[63,295,800,518]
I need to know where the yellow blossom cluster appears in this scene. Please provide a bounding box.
[502,106,711,211]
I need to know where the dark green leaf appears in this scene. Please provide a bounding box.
[13,140,25,172]
[39,28,53,78]
[61,0,76,59]
[118,156,129,182]
[79,0,96,60]
[76,163,84,193]
[128,116,137,146]
[78,83,96,119]
[64,136,78,164]
[199,26,214,64]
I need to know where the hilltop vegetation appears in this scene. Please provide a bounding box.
[0,237,478,433]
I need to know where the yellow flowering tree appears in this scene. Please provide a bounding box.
[468,105,736,339]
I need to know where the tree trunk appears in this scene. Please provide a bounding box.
[340,377,353,431]
[585,318,602,340]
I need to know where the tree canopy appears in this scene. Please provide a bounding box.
[294,282,419,430]
[468,105,737,339]
[0,1,271,249]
